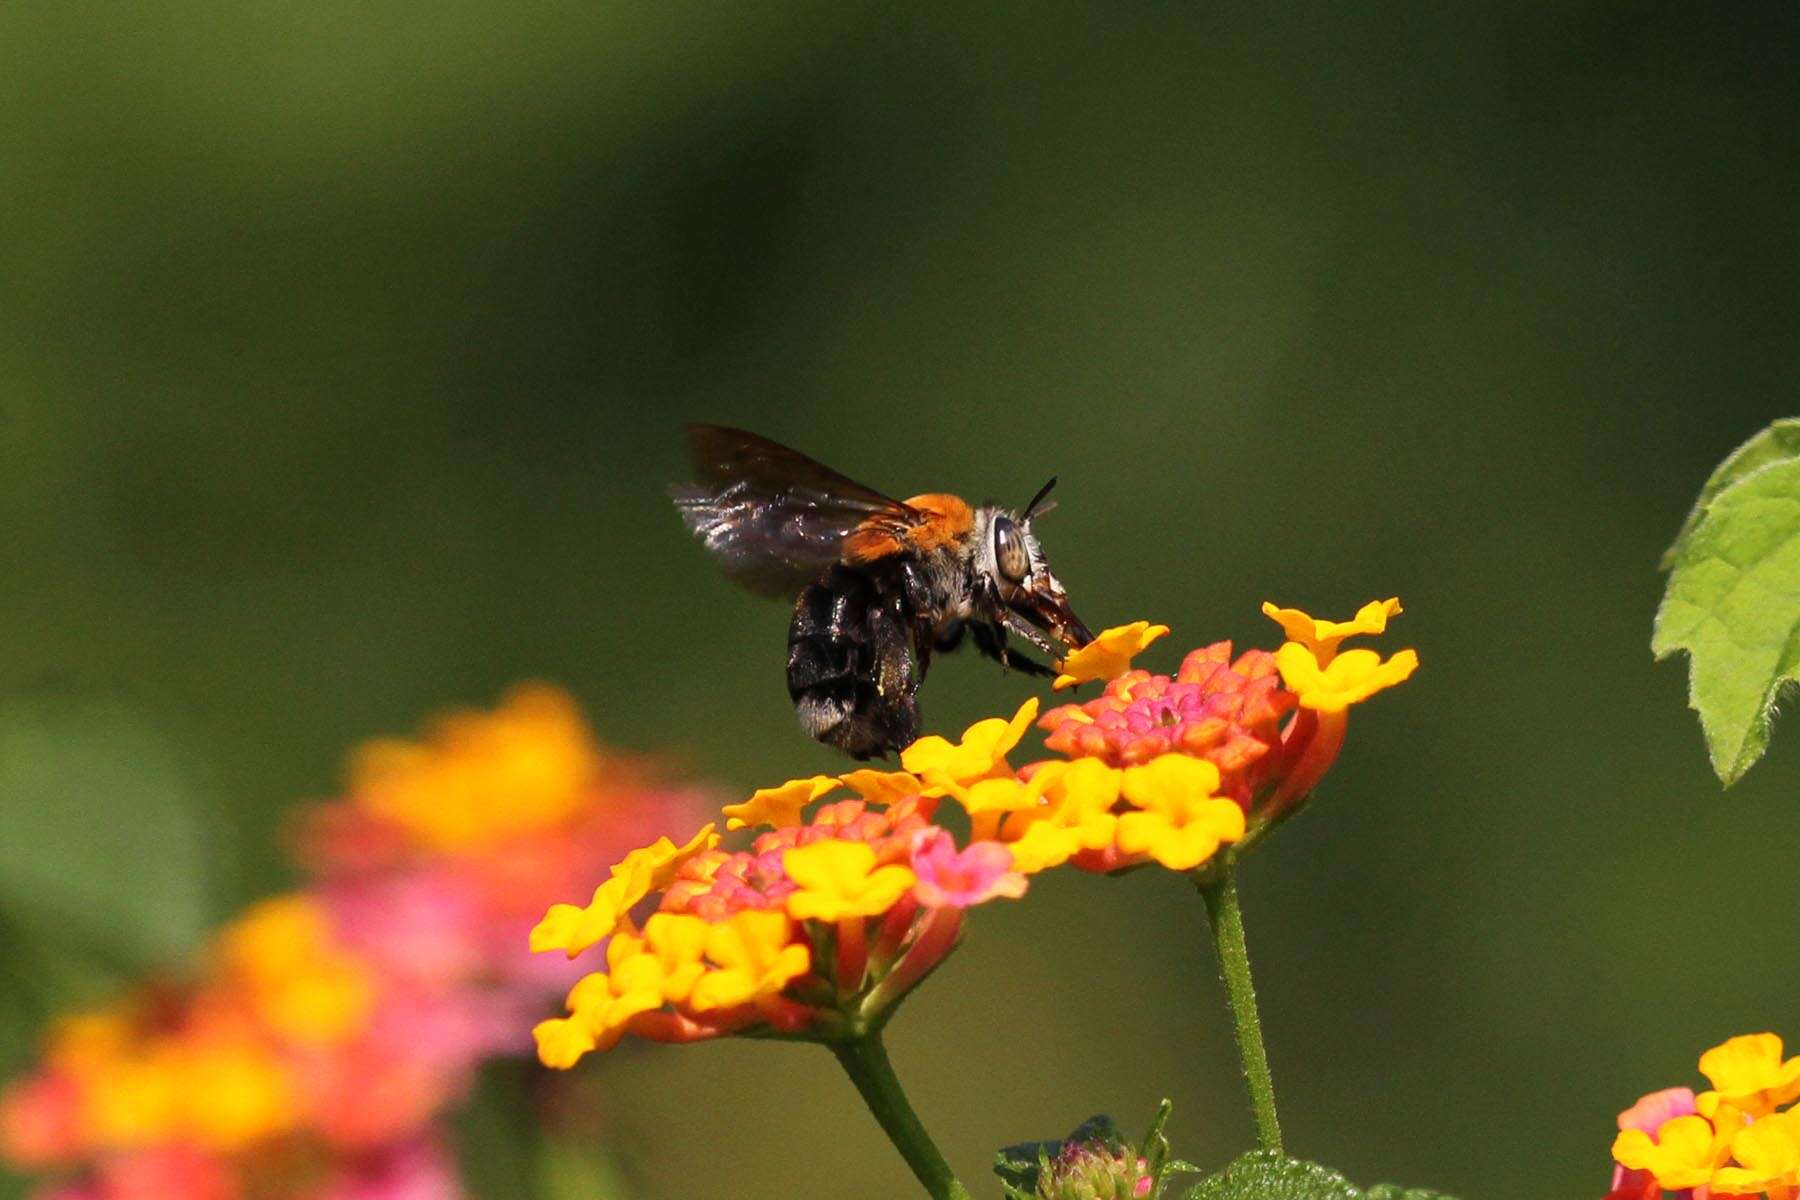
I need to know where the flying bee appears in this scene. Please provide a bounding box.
[671,424,1094,760]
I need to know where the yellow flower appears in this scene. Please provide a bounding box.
[1713,1111,1800,1196]
[1261,598,1401,664]
[837,769,927,806]
[1700,1033,1800,1116]
[349,684,601,851]
[86,1034,297,1151]
[937,769,1057,842]
[530,825,717,958]
[44,1011,132,1074]
[723,776,837,831]
[530,853,655,958]
[641,912,711,1004]
[783,840,918,922]
[1613,1114,1736,1190]
[1120,753,1224,810]
[1052,621,1171,690]
[901,698,1039,790]
[636,824,722,889]
[539,932,678,1068]
[85,1050,182,1146]
[217,895,333,981]
[254,960,373,1047]
[1115,754,1246,870]
[534,1016,597,1070]
[1274,644,1419,714]
[689,912,811,1011]
[1001,760,1122,873]
[217,896,373,1045]
[178,1039,298,1150]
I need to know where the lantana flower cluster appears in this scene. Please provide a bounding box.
[531,600,1417,1067]
[0,686,704,1200]
[1607,1033,1800,1200]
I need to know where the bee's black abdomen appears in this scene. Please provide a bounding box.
[787,563,924,759]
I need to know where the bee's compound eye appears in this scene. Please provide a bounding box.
[993,516,1029,583]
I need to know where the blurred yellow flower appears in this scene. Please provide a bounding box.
[1712,1111,1800,1196]
[783,841,918,922]
[689,912,811,1012]
[349,684,601,852]
[217,897,372,1046]
[723,776,837,831]
[901,698,1039,790]
[1274,644,1419,714]
[1613,1114,1735,1190]
[1052,621,1170,690]
[178,1040,298,1150]
[1701,1033,1800,1116]
[1261,598,1401,664]
[85,1033,296,1152]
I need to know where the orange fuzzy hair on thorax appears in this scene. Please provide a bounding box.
[843,493,975,563]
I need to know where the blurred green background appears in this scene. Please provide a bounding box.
[3,3,1797,1197]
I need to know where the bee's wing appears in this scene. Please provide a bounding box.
[671,424,919,598]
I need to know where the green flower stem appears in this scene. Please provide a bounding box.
[830,1033,971,1200]
[1197,856,1283,1153]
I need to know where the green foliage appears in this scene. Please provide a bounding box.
[1183,1152,1456,1200]
[1661,419,1800,568]
[1654,419,1800,784]
[0,699,216,976]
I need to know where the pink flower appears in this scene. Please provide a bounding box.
[321,1136,462,1200]
[1609,1086,1697,1196]
[0,1073,83,1167]
[1039,643,1294,807]
[94,1146,240,1200]
[909,830,1027,909]
[1617,1086,1697,1136]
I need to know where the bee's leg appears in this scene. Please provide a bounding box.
[933,619,966,654]
[970,620,1056,678]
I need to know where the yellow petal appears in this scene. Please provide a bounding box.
[901,699,1040,788]
[1121,754,1224,813]
[837,769,926,806]
[1275,644,1418,714]
[1052,621,1170,690]
[534,1017,597,1069]
[722,777,837,831]
[1260,598,1401,663]
[783,840,918,921]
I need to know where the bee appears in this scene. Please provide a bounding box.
[671,424,1094,759]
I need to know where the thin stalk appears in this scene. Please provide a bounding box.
[830,1033,971,1200]
[1197,856,1283,1153]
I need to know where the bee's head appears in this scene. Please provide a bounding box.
[976,477,1092,655]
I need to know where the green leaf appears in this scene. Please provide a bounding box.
[1183,1152,1457,1200]
[1653,453,1800,784]
[1185,1151,1358,1200]
[0,698,217,972]
[1661,418,1800,568]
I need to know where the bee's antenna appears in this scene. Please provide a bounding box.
[1022,475,1059,523]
